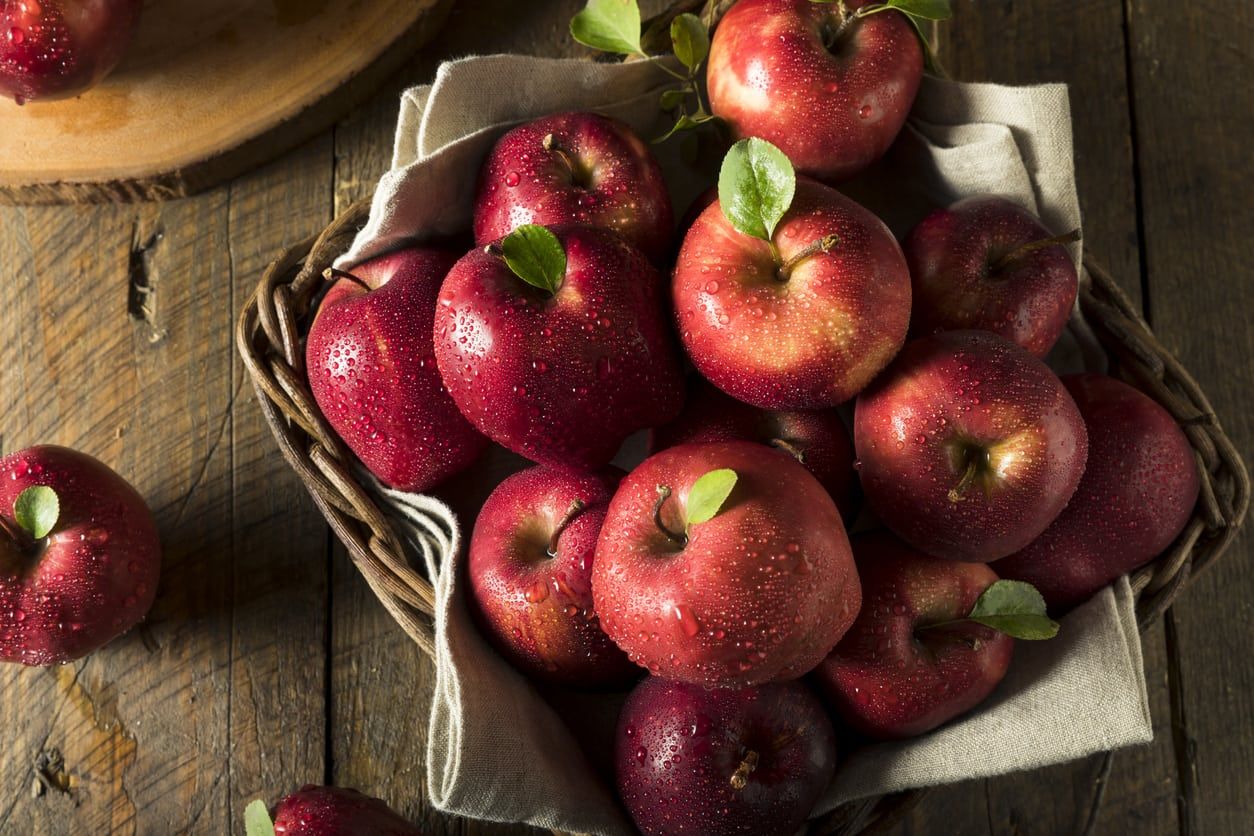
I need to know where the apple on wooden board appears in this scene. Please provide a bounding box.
[650,376,858,519]
[707,0,948,182]
[592,440,860,688]
[995,373,1201,611]
[854,330,1088,563]
[434,224,685,469]
[473,111,675,263]
[813,532,1058,739]
[305,247,488,493]
[244,786,419,836]
[0,445,160,666]
[615,676,837,836]
[905,195,1080,357]
[468,464,639,688]
[0,0,144,104]
[673,138,911,410]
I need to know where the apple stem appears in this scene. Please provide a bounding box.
[822,1,860,51]
[547,499,587,557]
[542,134,588,188]
[0,515,36,555]
[990,228,1081,273]
[947,456,983,503]
[777,234,840,281]
[729,750,759,790]
[768,438,806,464]
[323,267,371,292]
[652,486,689,548]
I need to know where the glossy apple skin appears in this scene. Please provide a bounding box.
[0,446,160,666]
[995,374,1200,611]
[473,112,674,263]
[616,676,837,836]
[435,225,685,468]
[1,0,143,104]
[306,247,487,493]
[593,441,860,688]
[813,532,1013,739]
[854,331,1088,563]
[707,0,923,182]
[271,785,419,836]
[673,177,911,409]
[905,196,1079,357]
[650,377,857,519]
[468,465,640,687]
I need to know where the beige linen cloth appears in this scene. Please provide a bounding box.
[339,55,1152,835]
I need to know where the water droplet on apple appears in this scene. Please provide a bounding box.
[705,280,720,294]
[504,171,520,186]
[8,27,25,45]
[859,104,873,119]
[672,604,700,637]
[14,610,26,622]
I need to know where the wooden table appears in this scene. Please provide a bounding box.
[0,2,1248,834]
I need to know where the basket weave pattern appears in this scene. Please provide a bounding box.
[236,198,1249,835]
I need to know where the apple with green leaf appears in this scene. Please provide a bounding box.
[707,0,950,182]
[813,532,1056,739]
[592,440,861,688]
[0,445,160,666]
[673,138,911,409]
[244,786,419,836]
[434,224,685,468]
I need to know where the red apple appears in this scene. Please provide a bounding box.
[995,374,1201,611]
[250,785,419,835]
[905,196,1079,357]
[592,440,860,688]
[1,0,143,104]
[0,445,160,666]
[673,177,911,409]
[707,0,923,182]
[468,465,639,687]
[650,377,857,518]
[473,112,674,263]
[854,330,1088,562]
[813,532,1014,739]
[306,247,487,493]
[434,225,684,468]
[615,676,837,836]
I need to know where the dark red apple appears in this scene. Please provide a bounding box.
[468,464,639,687]
[650,377,857,518]
[905,196,1079,357]
[995,374,1200,611]
[248,785,419,836]
[306,247,487,493]
[854,330,1088,562]
[615,676,837,836]
[434,225,684,468]
[813,532,1014,739]
[674,177,911,409]
[473,112,674,263]
[707,0,923,182]
[1,0,143,104]
[0,445,160,666]
[592,440,860,688]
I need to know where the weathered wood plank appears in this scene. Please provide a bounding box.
[1125,2,1254,834]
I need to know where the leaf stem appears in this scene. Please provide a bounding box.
[547,499,587,557]
[777,234,840,281]
[652,486,688,548]
[990,228,1082,272]
[634,50,690,81]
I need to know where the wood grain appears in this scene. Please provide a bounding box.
[0,0,453,205]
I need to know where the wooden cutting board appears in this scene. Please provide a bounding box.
[0,0,453,204]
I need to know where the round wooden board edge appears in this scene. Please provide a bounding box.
[0,0,455,206]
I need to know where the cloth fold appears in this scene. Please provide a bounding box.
[339,54,1152,836]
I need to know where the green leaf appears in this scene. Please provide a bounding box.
[686,469,737,527]
[570,0,642,56]
[653,111,716,143]
[14,485,58,540]
[670,13,710,71]
[500,225,567,295]
[659,88,688,111]
[718,138,796,241]
[885,0,952,21]
[967,580,1059,640]
[244,800,275,836]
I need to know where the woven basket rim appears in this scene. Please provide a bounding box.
[235,196,1249,836]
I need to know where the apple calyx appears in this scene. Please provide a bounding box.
[244,798,276,836]
[322,267,371,292]
[989,228,1082,274]
[946,444,991,503]
[1,485,60,555]
[652,485,689,547]
[497,225,568,296]
[777,234,840,282]
[916,580,1060,640]
[547,499,588,557]
[542,133,592,189]
[729,749,759,790]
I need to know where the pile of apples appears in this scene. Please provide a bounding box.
[300,1,1202,833]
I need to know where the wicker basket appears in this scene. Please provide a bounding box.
[236,197,1248,834]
